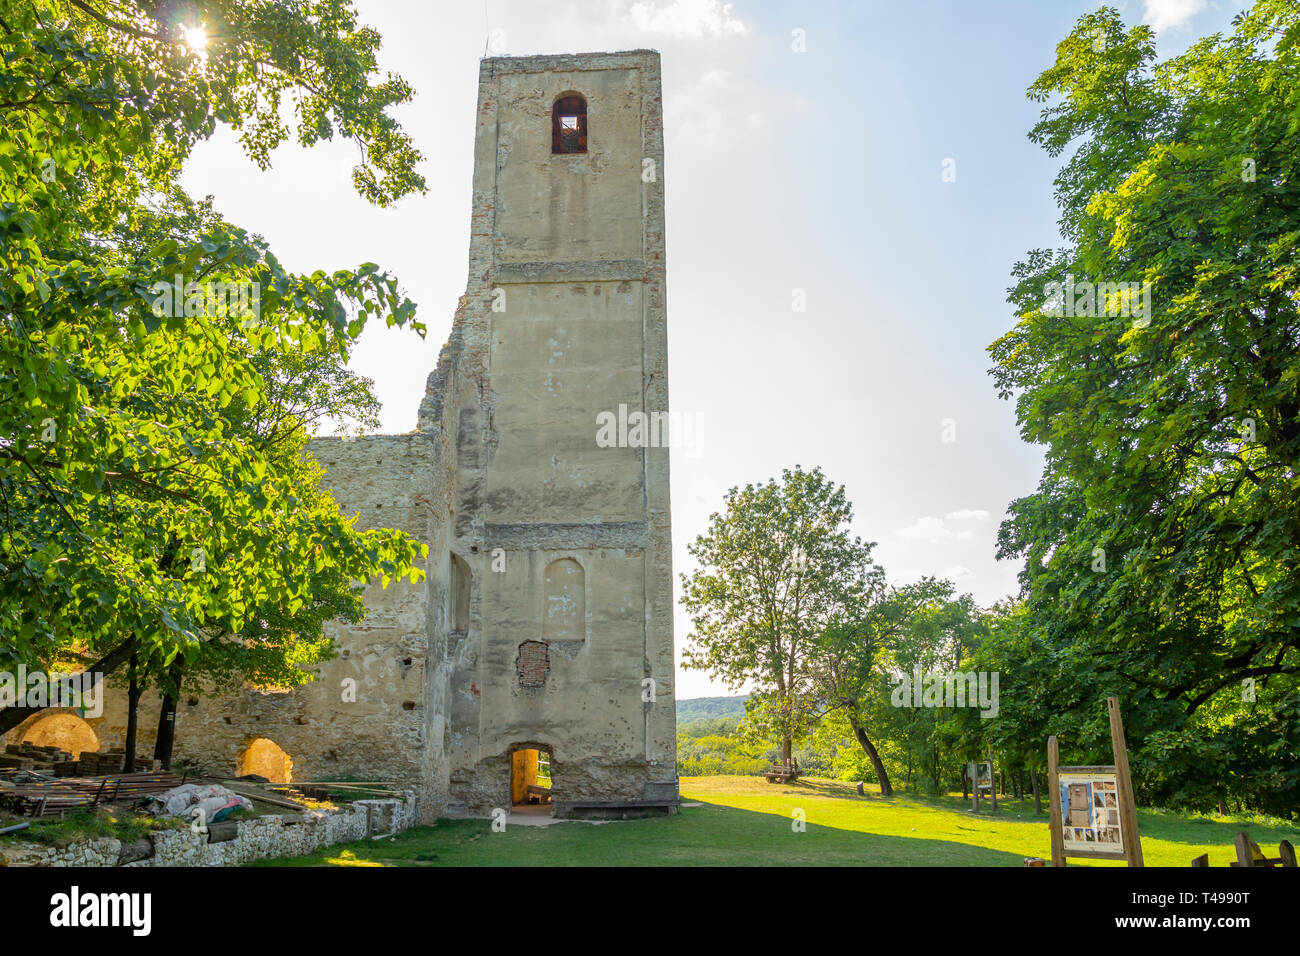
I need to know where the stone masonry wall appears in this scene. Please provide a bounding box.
[0,796,414,867]
[3,435,437,804]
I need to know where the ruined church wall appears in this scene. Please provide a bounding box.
[7,52,679,825]
[11,435,439,809]
[413,294,487,822]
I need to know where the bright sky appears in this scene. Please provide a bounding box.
[179,0,1249,700]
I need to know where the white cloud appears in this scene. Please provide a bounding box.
[944,508,990,521]
[940,566,973,580]
[1142,0,1207,32]
[897,516,973,542]
[629,0,750,38]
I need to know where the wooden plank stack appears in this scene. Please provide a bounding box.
[1,743,74,773]
[8,793,96,818]
[0,771,185,818]
[75,750,162,775]
[4,743,68,757]
[0,746,159,778]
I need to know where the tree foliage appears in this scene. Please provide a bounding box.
[989,1,1300,812]
[681,466,880,762]
[1,0,427,722]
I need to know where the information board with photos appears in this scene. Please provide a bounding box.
[1057,771,1124,854]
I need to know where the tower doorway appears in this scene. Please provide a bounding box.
[509,744,552,815]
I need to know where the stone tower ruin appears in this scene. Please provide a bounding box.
[10,51,679,822]
[415,48,679,817]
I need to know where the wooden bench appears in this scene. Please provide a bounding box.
[763,763,800,783]
[1192,833,1297,867]
[1232,832,1296,867]
[525,784,551,805]
[557,799,675,808]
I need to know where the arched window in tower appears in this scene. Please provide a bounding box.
[552,93,587,154]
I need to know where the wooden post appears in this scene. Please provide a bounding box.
[989,759,998,814]
[1233,832,1258,867]
[1047,736,1065,867]
[1108,696,1143,867]
[970,762,979,813]
[1280,840,1297,868]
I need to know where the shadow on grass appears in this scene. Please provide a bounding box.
[758,776,1047,820]
[784,777,899,801]
[764,777,1300,861]
[251,800,1029,867]
[1132,806,1300,855]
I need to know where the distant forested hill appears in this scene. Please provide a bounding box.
[676,695,748,723]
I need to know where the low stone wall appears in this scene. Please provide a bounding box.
[0,794,415,867]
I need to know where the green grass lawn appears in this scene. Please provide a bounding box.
[252,775,1300,867]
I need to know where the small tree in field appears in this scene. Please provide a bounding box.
[681,466,881,768]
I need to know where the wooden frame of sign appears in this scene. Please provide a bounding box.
[968,759,997,813]
[1047,697,1143,867]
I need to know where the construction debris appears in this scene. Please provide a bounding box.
[0,745,160,778]
[145,784,253,823]
[74,751,163,776]
[0,772,185,818]
[1,742,73,774]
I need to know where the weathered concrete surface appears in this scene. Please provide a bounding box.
[5,51,678,826]
[440,51,677,816]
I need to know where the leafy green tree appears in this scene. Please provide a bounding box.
[863,580,986,795]
[807,580,895,794]
[989,2,1300,811]
[957,600,1077,812]
[1,0,427,732]
[681,466,880,766]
